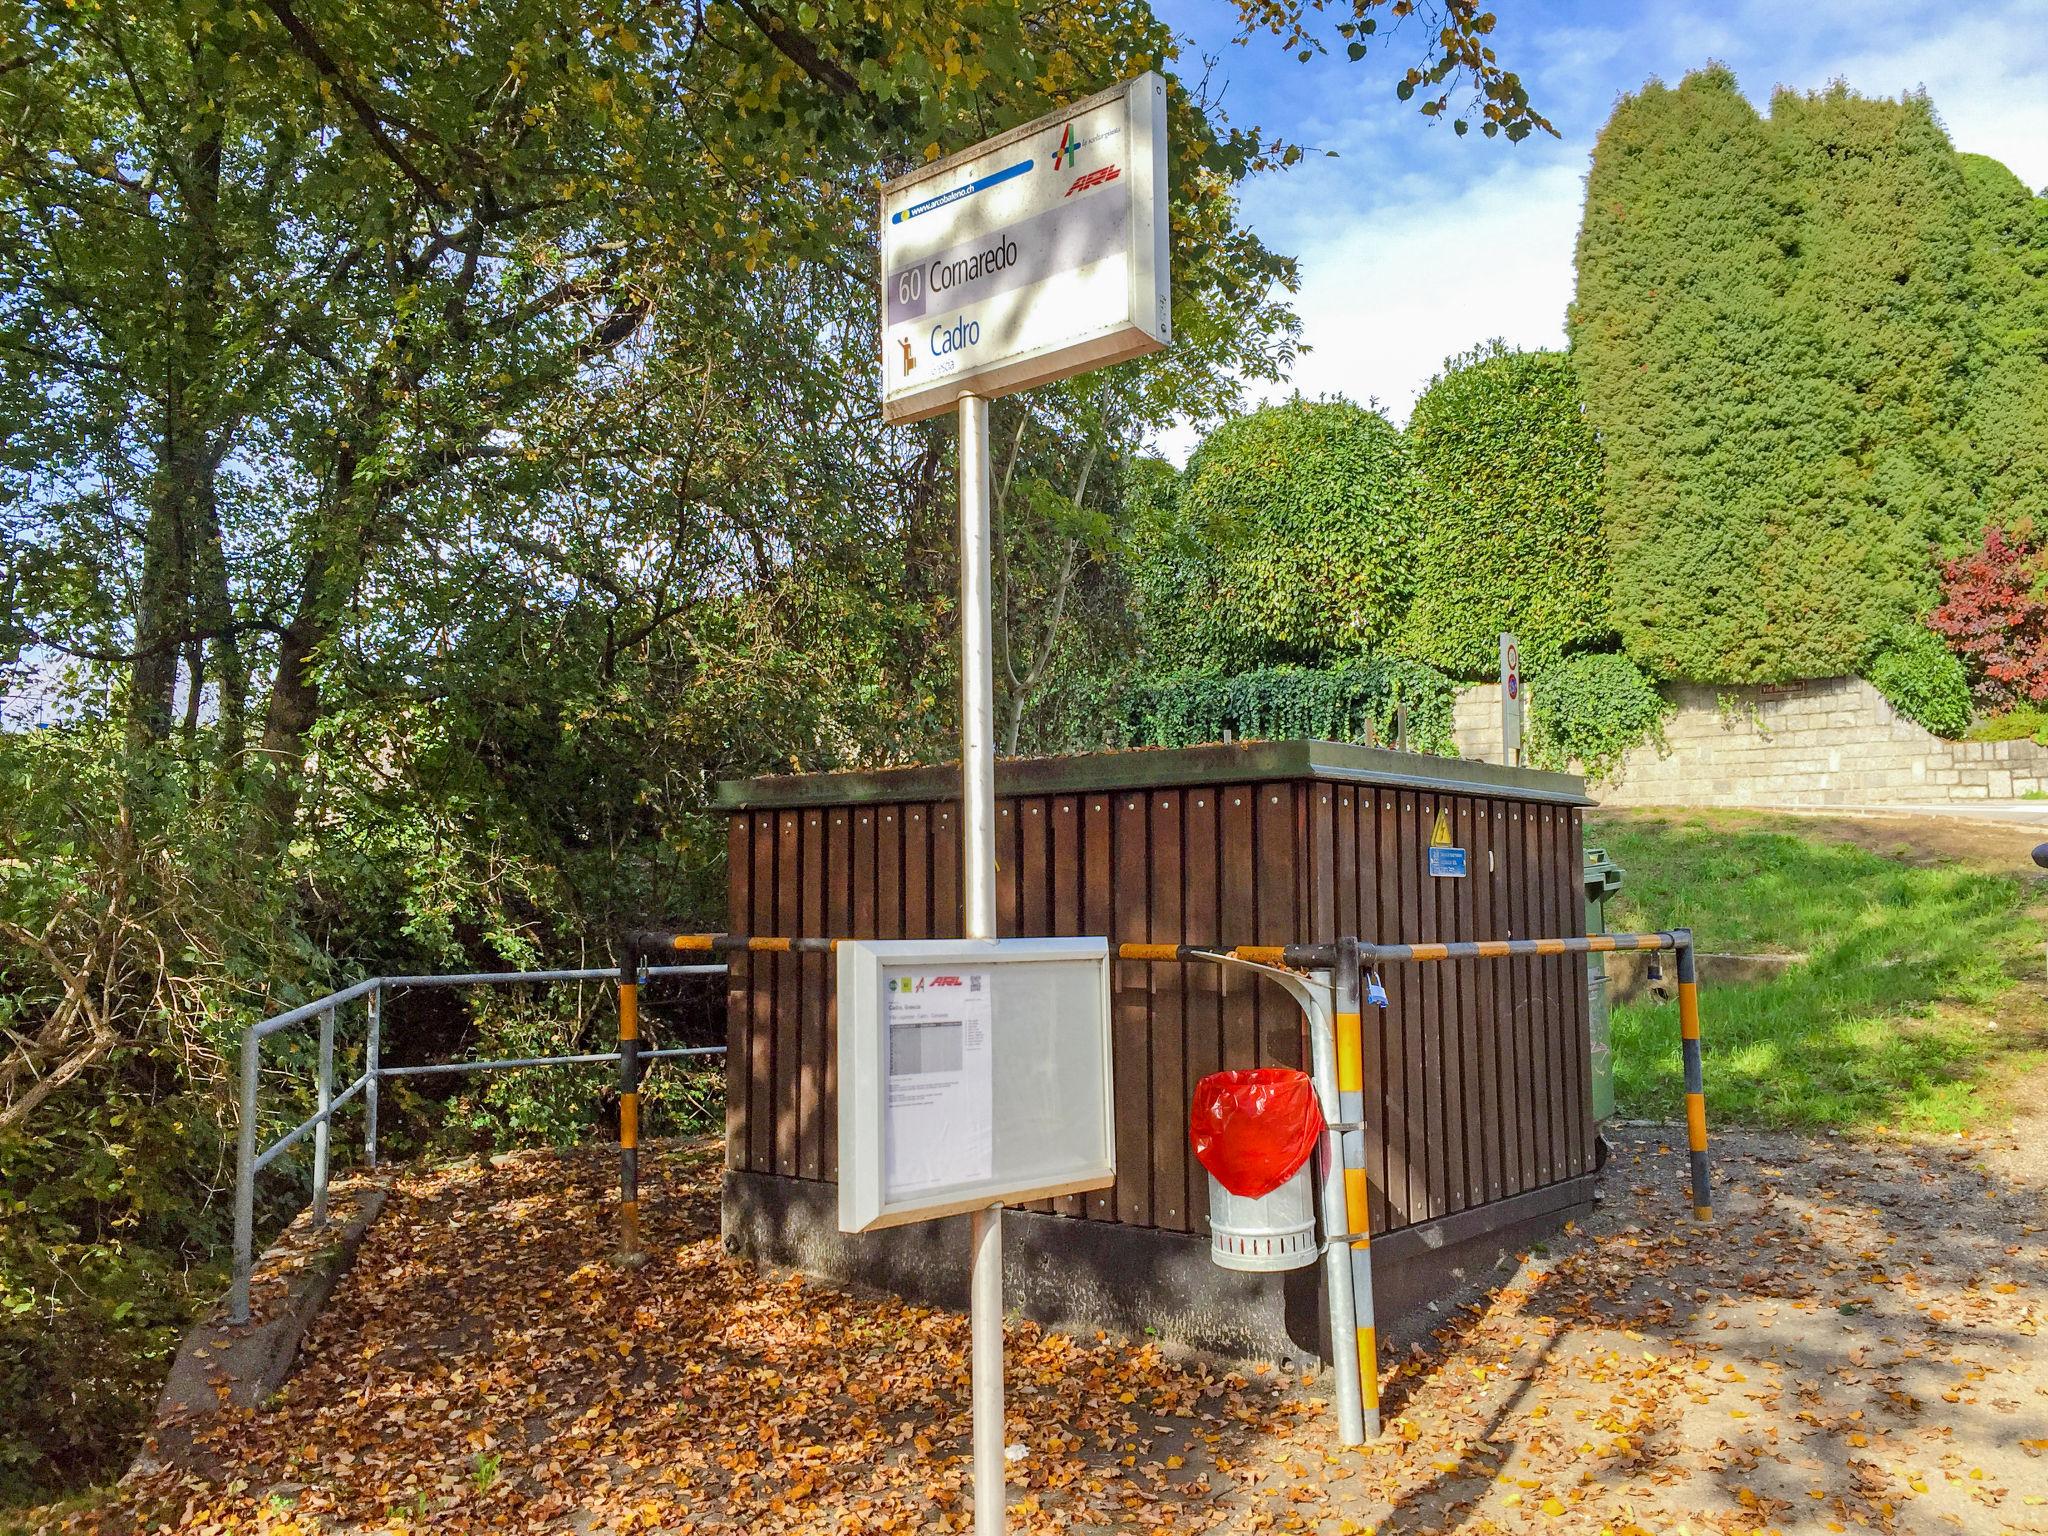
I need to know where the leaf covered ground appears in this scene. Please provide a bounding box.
[34,1127,2045,1536]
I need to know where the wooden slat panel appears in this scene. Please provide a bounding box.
[1558,806,1590,1178]
[1449,796,1481,1211]
[1018,799,1051,935]
[749,812,776,1175]
[1539,802,1569,1183]
[726,815,751,1172]
[798,809,828,1181]
[1393,791,1427,1228]
[1082,795,1115,1219]
[1513,803,1553,1186]
[996,800,1020,938]
[1015,796,1054,1214]
[932,803,959,938]
[1416,792,1450,1221]
[902,804,932,940]
[1219,787,1258,1077]
[877,806,902,941]
[852,808,877,939]
[1254,785,1299,1070]
[1360,789,1389,1234]
[774,812,802,1177]
[823,808,853,1181]
[1507,801,1539,1193]
[1112,791,1152,1226]
[1183,786,1221,1235]
[1149,790,1189,1232]
[1470,799,1505,1206]
[1050,795,1086,1219]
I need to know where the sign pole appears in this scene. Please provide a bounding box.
[958,390,1006,1532]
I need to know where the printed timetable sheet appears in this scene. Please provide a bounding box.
[883,968,994,1197]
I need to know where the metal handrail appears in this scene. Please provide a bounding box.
[230,962,726,1323]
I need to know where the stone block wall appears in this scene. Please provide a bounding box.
[1451,676,2048,808]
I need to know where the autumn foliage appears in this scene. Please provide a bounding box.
[1928,521,2048,705]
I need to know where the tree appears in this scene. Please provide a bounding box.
[1402,343,1606,677]
[1132,398,1419,672]
[1959,153,2048,529]
[1572,68,1985,682]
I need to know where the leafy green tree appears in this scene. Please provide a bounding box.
[1133,398,1418,672]
[1403,343,1607,677]
[1573,68,1986,682]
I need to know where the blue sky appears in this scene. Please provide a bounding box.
[1152,0,2048,452]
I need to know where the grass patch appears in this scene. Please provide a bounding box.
[1592,811,2048,1132]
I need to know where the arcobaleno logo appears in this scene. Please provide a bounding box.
[1053,121,1082,170]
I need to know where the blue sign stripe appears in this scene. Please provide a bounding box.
[891,159,1034,224]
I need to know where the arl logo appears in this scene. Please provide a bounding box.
[1065,164,1120,198]
[898,336,915,374]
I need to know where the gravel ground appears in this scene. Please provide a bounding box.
[33,1125,2046,1535]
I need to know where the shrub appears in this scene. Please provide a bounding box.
[1573,69,1983,682]
[1122,659,1456,756]
[1863,626,1973,737]
[1403,345,1609,677]
[1928,521,2048,706]
[1132,399,1419,673]
[1526,653,1670,782]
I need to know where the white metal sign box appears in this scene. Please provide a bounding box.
[878,74,1170,425]
[837,938,1114,1232]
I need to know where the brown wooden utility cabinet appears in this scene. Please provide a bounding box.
[712,739,1595,1363]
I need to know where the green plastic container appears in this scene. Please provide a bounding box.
[1583,847,1626,1121]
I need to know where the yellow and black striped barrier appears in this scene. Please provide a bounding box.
[616,954,643,1262]
[1333,937,1381,1438]
[611,924,1712,1295]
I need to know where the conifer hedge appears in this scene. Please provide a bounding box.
[1132,399,1416,673]
[1572,68,2045,683]
[1403,345,1608,677]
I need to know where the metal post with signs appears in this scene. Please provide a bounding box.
[1500,633,1523,767]
[873,74,1170,1533]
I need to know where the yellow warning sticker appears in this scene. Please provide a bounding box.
[1430,810,1452,848]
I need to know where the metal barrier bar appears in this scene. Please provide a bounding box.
[376,1044,725,1079]
[1333,937,1380,1438]
[1675,932,1712,1221]
[253,1071,370,1172]
[617,950,642,1262]
[365,986,382,1170]
[380,964,721,988]
[311,1005,335,1227]
[252,977,381,1040]
[634,929,1337,971]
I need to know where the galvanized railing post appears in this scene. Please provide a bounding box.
[311,1004,336,1227]
[365,985,382,1170]
[231,1025,260,1325]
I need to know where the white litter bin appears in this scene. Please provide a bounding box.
[1206,1158,1318,1272]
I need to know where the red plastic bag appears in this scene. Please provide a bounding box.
[1188,1068,1325,1199]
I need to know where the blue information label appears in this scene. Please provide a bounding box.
[1428,846,1468,879]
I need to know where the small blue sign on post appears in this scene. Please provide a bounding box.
[1428,845,1467,879]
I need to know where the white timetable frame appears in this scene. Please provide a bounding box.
[837,937,1114,1233]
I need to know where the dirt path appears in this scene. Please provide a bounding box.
[37,1133,2044,1535]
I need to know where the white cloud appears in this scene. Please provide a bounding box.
[1150,159,1583,462]
[1146,0,2048,466]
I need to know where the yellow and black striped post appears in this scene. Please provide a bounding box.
[1334,936,1381,1438]
[1675,931,1712,1221]
[617,944,644,1263]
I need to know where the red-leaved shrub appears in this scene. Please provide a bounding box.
[1928,521,2048,706]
